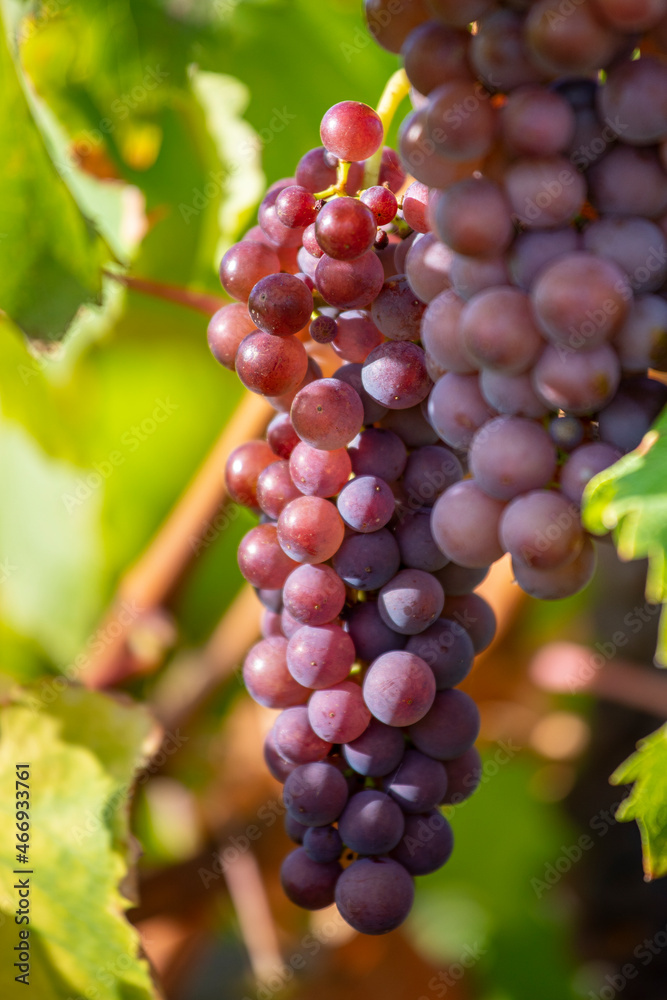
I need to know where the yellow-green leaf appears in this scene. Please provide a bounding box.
[611,724,667,880]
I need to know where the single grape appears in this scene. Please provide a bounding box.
[409,689,480,759]
[364,0,430,52]
[335,856,415,934]
[384,748,448,813]
[421,290,476,375]
[431,480,505,567]
[402,20,471,94]
[264,731,298,782]
[236,331,309,397]
[449,253,510,301]
[343,717,405,777]
[285,815,309,845]
[268,356,323,414]
[257,460,302,521]
[370,275,427,342]
[282,564,347,626]
[281,606,304,639]
[380,405,440,447]
[272,706,333,764]
[346,601,408,662]
[390,809,454,875]
[597,376,667,452]
[613,295,667,373]
[315,197,378,262]
[508,227,581,292]
[442,746,483,805]
[337,475,395,533]
[363,648,436,726]
[512,536,597,599]
[499,490,585,570]
[442,593,496,653]
[405,233,453,303]
[428,0,494,26]
[333,529,401,591]
[276,184,319,228]
[434,563,489,597]
[394,510,450,573]
[257,587,283,613]
[238,523,298,589]
[428,373,496,450]
[207,304,256,370]
[588,145,667,219]
[362,341,432,410]
[281,847,341,910]
[296,147,337,193]
[426,80,496,161]
[532,342,621,415]
[360,186,398,226]
[248,273,313,337]
[378,146,407,192]
[479,370,548,419]
[348,428,408,482]
[289,442,351,498]
[469,416,557,501]
[225,439,275,508]
[277,495,345,564]
[338,789,405,855]
[470,8,542,92]
[405,618,475,689]
[303,825,343,864]
[287,623,355,689]
[315,250,385,310]
[398,107,479,189]
[582,216,667,294]
[525,0,621,75]
[243,636,309,709]
[402,181,431,233]
[402,445,463,510]
[309,314,338,344]
[308,680,371,743]
[333,362,388,425]
[592,0,667,31]
[284,761,349,826]
[597,56,667,146]
[320,101,384,162]
[461,287,545,375]
[291,377,364,451]
[549,415,585,451]
[502,86,575,157]
[434,178,514,257]
[219,241,280,302]
[503,156,587,229]
[332,310,383,364]
[377,569,445,636]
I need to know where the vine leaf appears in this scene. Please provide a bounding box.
[0,685,160,999]
[582,405,667,666]
[611,724,667,880]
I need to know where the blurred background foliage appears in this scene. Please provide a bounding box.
[0,2,664,999]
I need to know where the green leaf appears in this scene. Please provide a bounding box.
[582,407,667,664]
[0,685,159,999]
[0,8,110,341]
[611,724,667,880]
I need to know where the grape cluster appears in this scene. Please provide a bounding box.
[210,1,667,935]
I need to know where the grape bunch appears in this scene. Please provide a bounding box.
[209,0,667,935]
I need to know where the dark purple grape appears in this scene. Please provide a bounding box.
[348,428,408,482]
[248,273,313,337]
[335,857,414,934]
[333,529,401,591]
[283,564,347,626]
[549,415,585,451]
[363,649,436,725]
[470,417,557,502]
[364,0,430,52]
[284,761,349,826]
[431,480,505,568]
[525,0,621,76]
[309,314,338,344]
[512,536,597,599]
[393,510,449,573]
[597,56,667,146]
[426,80,496,161]
[405,619,475,689]
[337,475,395,533]
[285,814,309,843]
[532,343,621,415]
[281,847,341,910]
[384,748,448,813]
[434,177,513,257]
[377,569,445,636]
[291,377,364,450]
[427,374,496,452]
[409,689,480,760]
[338,790,405,855]
[303,825,343,863]
[597,376,667,453]
[219,241,280,302]
[402,445,463,510]
[346,601,407,662]
[434,562,489,596]
[264,730,298,782]
[442,747,483,805]
[380,405,440,447]
[402,20,471,94]
[442,593,496,653]
[343,717,405,777]
[333,363,388,425]
[390,810,454,875]
[287,623,355,689]
[560,442,623,505]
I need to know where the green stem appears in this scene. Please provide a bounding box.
[314,158,352,200]
[363,68,411,189]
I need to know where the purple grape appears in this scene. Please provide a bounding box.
[333,363,388,425]
[272,706,333,764]
[500,490,585,570]
[281,847,341,910]
[291,377,364,451]
[442,593,496,654]
[560,442,623,505]
[281,606,304,639]
[384,748,448,813]
[320,101,384,162]
[370,275,427,342]
[532,342,621,415]
[335,857,414,935]
[267,413,300,460]
[262,608,283,638]
[402,445,463,511]
[285,814,309,843]
[277,495,345,564]
[282,564,346,628]
[338,790,405,855]
[380,405,440,447]
[363,649,436,725]
[284,761,349,826]
[597,376,667,453]
[421,290,476,374]
[276,184,318,228]
[402,20,471,94]
[315,251,385,309]
[479,370,548,419]
[434,563,489,596]
[469,417,557,502]
[405,619,475,689]
[442,747,483,805]
[362,341,432,410]
[332,310,383,364]
[431,480,505,568]
[289,442,351,498]
[389,810,454,875]
[405,233,453,303]
[308,680,371,744]
[346,601,408,662]
[449,253,510,302]
[219,241,280,302]
[428,373,496,451]
[238,523,299,589]
[264,730,298,782]
[316,197,378,261]
[248,273,313,337]
[287,623,355,689]
[434,177,514,257]
[303,825,343,863]
[236,331,309,397]
[508,227,581,292]
[377,568,445,636]
[256,460,301,519]
[597,56,667,146]
[365,0,430,52]
[348,428,408,482]
[225,439,276,509]
[461,287,545,375]
[549,415,584,451]
[342,717,405,777]
[512,536,597,600]
[409,689,480,760]
[337,475,396,533]
[207,304,256,370]
[333,529,401,591]
[309,314,338,344]
[393,510,449,573]
[296,147,337,193]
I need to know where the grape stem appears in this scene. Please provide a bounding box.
[314,158,351,200]
[363,68,411,189]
